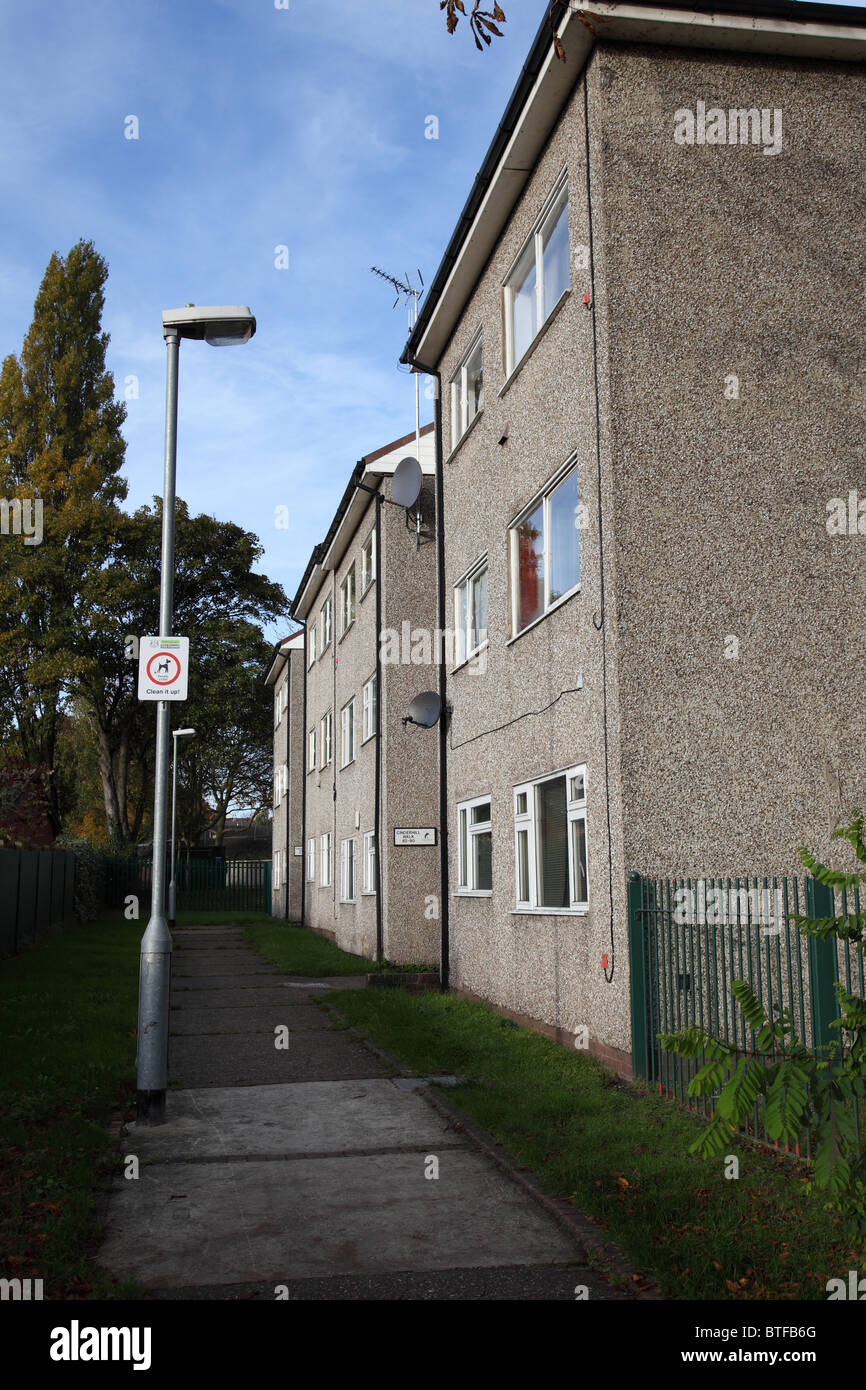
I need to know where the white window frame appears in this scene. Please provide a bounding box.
[456,794,493,895]
[513,763,588,912]
[362,830,376,894]
[340,836,357,903]
[320,710,333,766]
[274,690,281,728]
[361,674,377,743]
[450,329,483,450]
[308,622,317,666]
[320,595,332,650]
[503,172,569,378]
[340,565,356,637]
[361,529,376,594]
[320,832,332,887]
[341,698,356,767]
[308,726,316,773]
[273,848,281,890]
[273,769,280,809]
[281,681,288,718]
[307,837,316,882]
[281,850,287,887]
[453,555,489,668]
[508,455,580,639]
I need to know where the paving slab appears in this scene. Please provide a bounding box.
[168,1030,392,1087]
[172,957,280,976]
[99,1150,579,1287]
[170,986,336,1010]
[125,1081,456,1161]
[170,1004,327,1035]
[146,1264,629,1300]
[171,973,285,992]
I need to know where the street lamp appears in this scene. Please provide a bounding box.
[136,304,256,1126]
[168,727,196,931]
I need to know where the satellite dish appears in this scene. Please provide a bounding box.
[392,457,422,510]
[405,691,441,729]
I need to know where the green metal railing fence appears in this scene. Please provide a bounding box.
[104,856,271,915]
[628,871,864,1151]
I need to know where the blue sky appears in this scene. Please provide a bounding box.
[1,0,863,645]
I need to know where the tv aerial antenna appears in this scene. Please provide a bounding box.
[371,266,424,459]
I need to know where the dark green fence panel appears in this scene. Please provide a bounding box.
[35,853,52,929]
[63,854,75,918]
[49,851,65,925]
[16,851,39,945]
[0,853,20,955]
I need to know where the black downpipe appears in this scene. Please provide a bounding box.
[373,491,384,962]
[283,650,292,921]
[432,383,450,990]
[299,628,307,929]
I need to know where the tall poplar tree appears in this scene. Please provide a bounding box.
[0,240,127,832]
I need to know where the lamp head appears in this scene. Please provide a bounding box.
[162,306,256,346]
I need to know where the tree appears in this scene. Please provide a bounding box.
[71,497,288,846]
[440,0,506,50]
[178,621,276,847]
[0,240,127,833]
[659,815,866,1251]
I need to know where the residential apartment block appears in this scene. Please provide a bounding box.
[401,0,866,1074]
[288,426,440,965]
[265,631,304,919]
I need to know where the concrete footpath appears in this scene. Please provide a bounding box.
[98,924,643,1300]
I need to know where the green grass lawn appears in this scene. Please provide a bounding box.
[0,918,143,1299]
[323,986,861,1301]
[245,921,392,976]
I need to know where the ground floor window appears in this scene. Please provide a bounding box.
[514,764,587,909]
[341,836,357,903]
[320,833,332,887]
[456,794,492,893]
[362,830,376,894]
[307,838,315,882]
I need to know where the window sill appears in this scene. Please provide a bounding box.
[360,579,375,603]
[499,290,571,398]
[361,889,376,897]
[453,889,493,898]
[452,639,489,676]
[338,620,355,644]
[340,759,356,770]
[360,732,376,746]
[445,407,484,465]
[506,584,580,647]
[510,906,589,916]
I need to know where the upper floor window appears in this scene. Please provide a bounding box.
[307,838,316,882]
[308,622,317,666]
[341,698,356,767]
[450,331,483,449]
[503,174,569,376]
[362,674,377,742]
[509,457,580,637]
[340,566,356,636]
[307,726,316,773]
[321,595,332,650]
[361,530,376,594]
[454,557,488,667]
[319,710,333,766]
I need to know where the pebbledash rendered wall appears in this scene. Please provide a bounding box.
[268,634,304,921]
[436,40,866,1076]
[301,452,440,966]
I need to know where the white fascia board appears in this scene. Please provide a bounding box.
[413,0,866,368]
[292,563,328,622]
[283,634,304,651]
[264,651,288,687]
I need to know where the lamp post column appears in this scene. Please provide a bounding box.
[136,326,180,1125]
